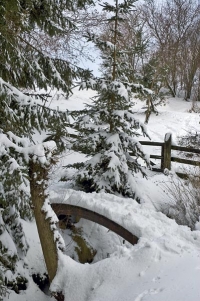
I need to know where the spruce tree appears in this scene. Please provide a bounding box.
[0,0,93,298]
[68,0,151,198]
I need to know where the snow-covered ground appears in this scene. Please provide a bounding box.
[7,89,200,301]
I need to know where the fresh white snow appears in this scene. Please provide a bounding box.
[6,88,200,301]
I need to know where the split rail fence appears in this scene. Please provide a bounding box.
[68,132,200,173]
[139,133,200,172]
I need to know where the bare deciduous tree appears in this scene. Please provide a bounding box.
[142,0,200,98]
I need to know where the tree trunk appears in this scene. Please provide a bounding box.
[29,159,58,283]
[184,83,192,101]
[165,79,176,97]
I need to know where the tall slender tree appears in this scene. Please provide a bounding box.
[68,0,151,198]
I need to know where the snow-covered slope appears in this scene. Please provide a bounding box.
[44,87,200,170]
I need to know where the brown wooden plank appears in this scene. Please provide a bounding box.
[51,203,139,246]
[171,156,200,166]
[152,168,163,172]
[150,155,163,159]
[139,141,164,146]
[171,145,200,154]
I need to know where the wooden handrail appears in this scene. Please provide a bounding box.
[139,141,164,146]
[51,203,139,246]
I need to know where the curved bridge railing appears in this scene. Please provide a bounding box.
[51,203,139,246]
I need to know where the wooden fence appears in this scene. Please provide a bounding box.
[139,133,200,172]
[68,132,200,173]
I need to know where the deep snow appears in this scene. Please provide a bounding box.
[5,88,200,301]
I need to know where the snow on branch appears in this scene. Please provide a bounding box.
[0,78,37,106]
[85,32,115,52]
[42,197,65,252]
[79,77,154,100]
[0,133,56,165]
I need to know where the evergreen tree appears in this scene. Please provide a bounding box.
[99,9,149,84]
[0,0,93,298]
[68,0,152,198]
[98,4,165,124]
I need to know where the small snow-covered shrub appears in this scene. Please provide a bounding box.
[164,172,200,230]
[163,132,200,230]
[167,131,200,229]
[178,131,200,164]
[179,131,200,150]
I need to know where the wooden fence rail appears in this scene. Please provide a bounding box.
[68,132,200,172]
[140,133,200,172]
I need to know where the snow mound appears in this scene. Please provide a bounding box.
[49,189,200,301]
[50,188,200,255]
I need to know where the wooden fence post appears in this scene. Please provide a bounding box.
[162,133,172,170]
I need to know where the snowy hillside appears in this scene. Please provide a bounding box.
[6,89,200,301]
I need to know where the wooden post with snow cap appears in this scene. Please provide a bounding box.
[162,133,172,171]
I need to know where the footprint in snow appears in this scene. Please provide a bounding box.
[134,288,164,301]
[152,276,161,282]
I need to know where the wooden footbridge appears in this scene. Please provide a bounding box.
[51,133,200,247]
[51,203,139,246]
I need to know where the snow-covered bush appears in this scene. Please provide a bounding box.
[164,172,200,230]
[178,131,200,152]
[163,131,200,230]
